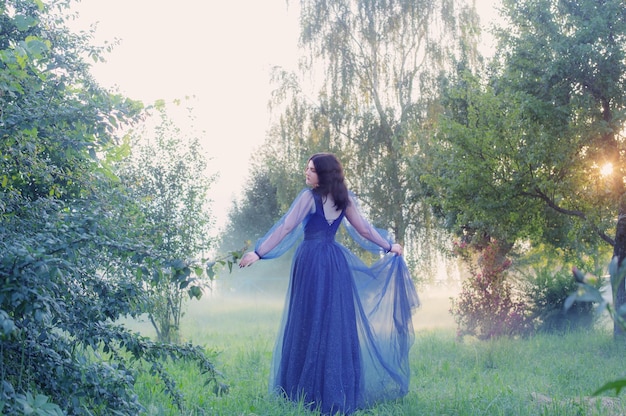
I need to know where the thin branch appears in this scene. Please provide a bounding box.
[531,186,615,246]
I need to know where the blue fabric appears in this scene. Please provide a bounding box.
[258,190,420,414]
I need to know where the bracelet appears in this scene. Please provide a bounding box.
[254,250,262,259]
[385,244,392,254]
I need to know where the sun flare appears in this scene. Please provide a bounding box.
[600,162,614,177]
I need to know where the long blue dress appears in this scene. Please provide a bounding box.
[254,189,419,415]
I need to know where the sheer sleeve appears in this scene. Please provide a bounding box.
[343,192,393,254]
[254,189,314,259]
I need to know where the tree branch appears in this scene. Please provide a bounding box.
[531,187,615,246]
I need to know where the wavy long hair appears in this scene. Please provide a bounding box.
[309,153,350,211]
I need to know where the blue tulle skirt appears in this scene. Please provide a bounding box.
[269,238,419,414]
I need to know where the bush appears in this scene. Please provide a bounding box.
[0,195,225,415]
[523,266,598,333]
[450,241,532,339]
[0,2,227,413]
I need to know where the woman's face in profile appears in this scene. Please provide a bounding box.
[305,160,319,188]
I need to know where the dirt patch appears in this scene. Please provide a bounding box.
[531,392,623,415]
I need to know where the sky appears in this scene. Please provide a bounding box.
[69,0,501,230]
[69,0,300,228]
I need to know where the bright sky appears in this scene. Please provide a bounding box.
[70,0,300,229]
[69,0,501,231]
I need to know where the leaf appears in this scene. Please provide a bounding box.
[188,286,202,300]
[592,379,626,396]
[206,262,216,280]
[171,259,185,270]
[572,267,585,283]
[24,37,49,57]
[14,15,37,31]
[151,269,162,285]
[609,257,619,279]
[108,115,119,129]
[0,310,15,336]
[564,284,603,311]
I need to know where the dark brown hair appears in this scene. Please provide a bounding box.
[309,153,349,211]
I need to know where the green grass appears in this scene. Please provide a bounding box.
[132,289,626,415]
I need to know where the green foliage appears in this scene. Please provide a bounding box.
[117,105,216,343]
[220,164,280,253]
[431,0,626,253]
[0,1,227,414]
[206,248,247,280]
[263,0,482,268]
[450,241,532,339]
[13,392,64,416]
[565,256,626,397]
[523,266,597,333]
[0,176,227,414]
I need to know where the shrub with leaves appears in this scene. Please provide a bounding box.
[450,241,531,339]
[0,1,230,413]
[0,187,230,414]
[523,266,597,333]
[118,104,217,343]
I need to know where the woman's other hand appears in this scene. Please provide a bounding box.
[390,243,403,256]
[239,251,260,268]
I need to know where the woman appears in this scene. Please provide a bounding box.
[239,153,419,415]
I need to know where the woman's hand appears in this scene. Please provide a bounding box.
[239,251,260,268]
[389,243,403,256]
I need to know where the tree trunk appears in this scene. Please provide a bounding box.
[613,197,626,339]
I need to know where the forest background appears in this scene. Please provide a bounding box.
[1,0,626,414]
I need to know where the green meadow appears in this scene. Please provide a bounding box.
[127,277,626,416]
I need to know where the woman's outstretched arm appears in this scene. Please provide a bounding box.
[344,194,403,256]
[239,190,314,267]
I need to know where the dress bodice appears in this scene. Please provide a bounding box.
[303,193,345,242]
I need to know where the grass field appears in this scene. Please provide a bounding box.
[130,283,626,415]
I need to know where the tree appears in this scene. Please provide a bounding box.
[0,1,224,413]
[265,0,481,272]
[220,162,281,253]
[259,87,338,212]
[431,0,626,335]
[118,103,215,343]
